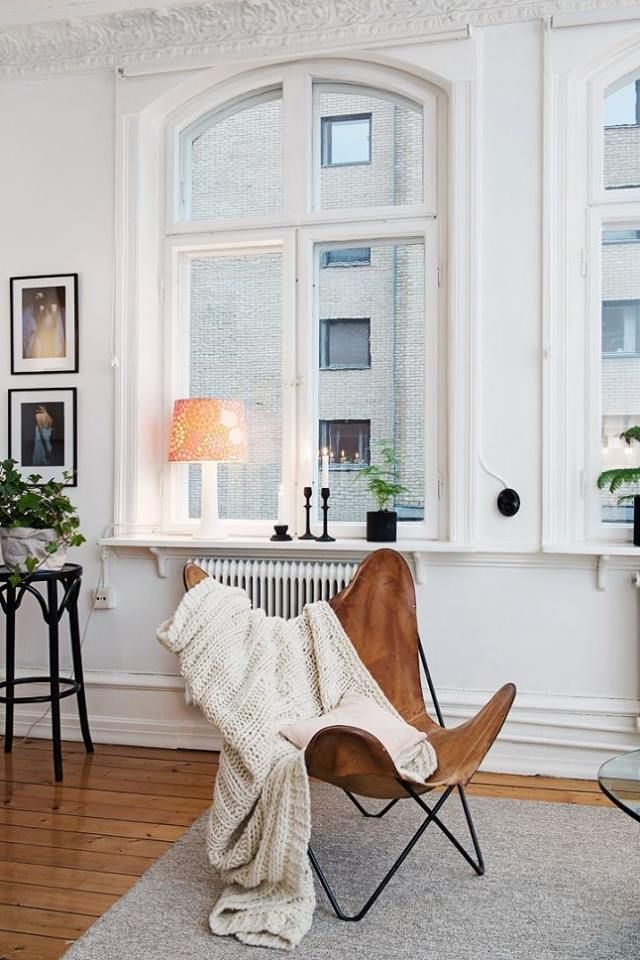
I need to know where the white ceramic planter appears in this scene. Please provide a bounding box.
[0,527,67,571]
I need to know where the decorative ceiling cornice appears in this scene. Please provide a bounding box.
[0,0,638,79]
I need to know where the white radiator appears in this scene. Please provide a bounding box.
[190,557,358,619]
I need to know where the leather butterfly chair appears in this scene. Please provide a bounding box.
[183,549,516,922]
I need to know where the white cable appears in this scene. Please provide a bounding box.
[478,453,508,490]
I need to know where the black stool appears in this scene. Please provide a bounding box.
[1,563,94,781]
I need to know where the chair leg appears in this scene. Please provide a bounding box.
[309,786,454,922]
[457,785,485,874]
[344,791,398,819]
[404,782,485,876]
[345,784,484,876]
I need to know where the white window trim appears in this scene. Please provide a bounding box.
[113,55,478,546]
[545,26,640,548]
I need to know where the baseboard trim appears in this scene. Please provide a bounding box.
[3,670,639,779]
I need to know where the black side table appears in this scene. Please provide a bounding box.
[0,563,94,781]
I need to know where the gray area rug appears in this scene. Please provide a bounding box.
[64,784,640,959]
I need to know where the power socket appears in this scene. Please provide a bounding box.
[93,586,116,609]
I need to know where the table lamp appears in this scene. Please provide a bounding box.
[168,397,247,539]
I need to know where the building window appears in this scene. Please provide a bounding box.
[154,64,442,537]
[319,420,371,468]
[321,113,372,166]
[321,247,371,267]
[603,229,640,244]
[320,318,371,369]
[602,300,640,355]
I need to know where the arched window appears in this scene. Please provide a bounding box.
[160,62,444,538]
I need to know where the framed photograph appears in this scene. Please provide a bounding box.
[8,388,77,486]
[10,274,78,374]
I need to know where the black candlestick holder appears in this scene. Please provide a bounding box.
[298,486,317,541]
[316,487,335,542]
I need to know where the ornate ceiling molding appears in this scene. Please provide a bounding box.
[0,0,638,79]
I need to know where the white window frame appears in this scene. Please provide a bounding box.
[546,26,640,547]
[113,55,478,545]
[162,231,296,536]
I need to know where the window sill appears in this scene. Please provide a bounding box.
[543,542,640,556]
[543,543,640,590]
[98,533,479,582]
[96,536,640,587]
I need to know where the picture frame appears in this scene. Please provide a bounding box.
[10,273,78,374]
[8,388,78,486]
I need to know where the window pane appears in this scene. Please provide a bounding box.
[315,84,423,210]
[316,239,425,522]
[603,229,640,244]
[321,247,371,267]
[320,318,371,369]
[186,90,282,220]
[320,420,370,466]
[322,115,371,165]
[189,252,282,519]
[601,227,640,522]
[604,77,640,190]
[602,301,640,355]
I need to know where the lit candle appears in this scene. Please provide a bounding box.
[321,448,329,489]
[277,483,284,523]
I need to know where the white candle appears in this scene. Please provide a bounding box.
[321,448,329,489]
[277,483,284,523]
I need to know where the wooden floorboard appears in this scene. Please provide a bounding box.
[0,737,609,959]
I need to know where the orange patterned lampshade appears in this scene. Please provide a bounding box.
[168,398,248,463]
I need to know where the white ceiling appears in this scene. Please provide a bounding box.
[0,0,230,28]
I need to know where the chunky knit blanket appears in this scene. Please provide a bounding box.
[157,577,437,951]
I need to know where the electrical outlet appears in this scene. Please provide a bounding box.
[93,586,116,609]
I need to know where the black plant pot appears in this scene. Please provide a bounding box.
[634,495,640,547]
[366,510,397,543]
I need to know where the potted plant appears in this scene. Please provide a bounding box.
[597,426,640,546]
[356,439,408,542]
[0,459,85,585]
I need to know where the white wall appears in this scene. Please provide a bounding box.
[1,20,640,778]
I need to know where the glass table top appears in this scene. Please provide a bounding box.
[598,749,640,823]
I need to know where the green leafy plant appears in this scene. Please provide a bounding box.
[355,439,408,511]
[597,426,640,502]
[0,459,85,586]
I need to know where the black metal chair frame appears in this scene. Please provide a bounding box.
[0,564,94,782]
[307,642,484,921]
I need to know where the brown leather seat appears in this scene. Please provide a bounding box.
[306,549,515,798]
[183,550,515,799]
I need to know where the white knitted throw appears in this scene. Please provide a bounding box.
[157,577,437,951]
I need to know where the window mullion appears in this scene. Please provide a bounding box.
[294,227,318,534]
[282,68,311,219]
[281,228,299,533]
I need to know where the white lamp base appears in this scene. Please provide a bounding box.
[193,461,228,540]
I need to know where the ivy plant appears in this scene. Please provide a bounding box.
[355,439,408,512]
[597,426,640,502]
[0,459,85,586]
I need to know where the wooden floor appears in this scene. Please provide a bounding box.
[0,739,610,960]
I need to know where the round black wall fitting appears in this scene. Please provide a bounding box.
[497,488,521,517]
